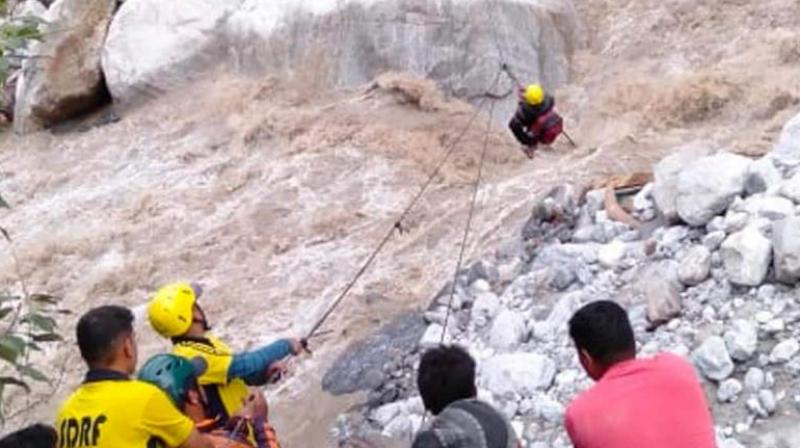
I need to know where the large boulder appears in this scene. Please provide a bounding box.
[488,309,527,351]
[102,0,581,113]
[652,142,712,221]
[675,152,752,226]
[769,111,800,173]
[693,336,734,381]
[13,0,117,133]
[102,0,239,106]
[479,353,556,398]
[773,216,800,284]
[720,227,773,286]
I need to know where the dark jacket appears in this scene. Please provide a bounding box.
[412,399,520,448]
[508,94,555,146]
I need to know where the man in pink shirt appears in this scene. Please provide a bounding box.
[564,300,716,448]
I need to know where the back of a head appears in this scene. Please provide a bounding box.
[569,300,635,366]
[0,424,57,448]
[417,344,476,415]
[76,305,134,367]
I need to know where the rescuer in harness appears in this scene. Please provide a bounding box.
[139,354,282,448]
[508,83,564,159]
[147,283,306,446]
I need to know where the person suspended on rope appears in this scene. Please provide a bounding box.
[55,305,213,448]
[139,354,282,448]
[147,282,307,440]
[413,345,522,448]
[508,83,564,159]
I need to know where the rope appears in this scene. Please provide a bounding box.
[305,72,503,339]
[439,99,496,343]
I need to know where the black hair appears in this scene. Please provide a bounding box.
[76,305,134,365]
[0,423,57,448]
[568,300,635,366]
[417,344,477,415]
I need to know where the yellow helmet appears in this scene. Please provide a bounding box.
[148,282,198,338]
[524,84,545,105]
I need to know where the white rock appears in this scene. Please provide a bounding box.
[742,195,795,221]
[744,367,766,392]
[489,310,528,351]
[764,318,786,334]
[598,240,627,269]
[703,231,727,251]
[755,311,774,324]
[676,152,752,226]
[745,157,782,195]
[717,378,743,403]
[769,111,800,171]
[758,389,777,415]
[652,143,712,221]
[720,227,773,286]
[779,172,800,203]
[535,395,565,423]
[471,291,501,327]
[693,336,735,381]
[12,0,47,19]
[371,401,404,427]
[471,279,492,294]
[746,397,768,418]
[724,211,750,233]
[678,246,712,286]
[724,320,759,361]
[420,323,450,348]
[772,216,800,284]
[480,353,556,398]
[770,339,800,363]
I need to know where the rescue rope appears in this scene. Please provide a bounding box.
[305,71,504,339]
[439,100,496,343]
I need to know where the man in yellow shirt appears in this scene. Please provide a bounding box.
[147,283,305,425]
[55,305,212,448]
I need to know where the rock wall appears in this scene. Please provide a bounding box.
[102,0,581,116]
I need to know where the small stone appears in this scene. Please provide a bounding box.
[471,279,491,294]
[758,284,776,301]
[676,152,752,226]
[724,212,749,233]
[745,157,782,195]
[744,367,766,392]
[703,231,727,251]
[420,324,450,348]
[471,292,501,327]
[693,336,735,381]
[770,339,800,363]
[480,353,556,398]
[511,420,524,438]
[772,216,800,283]
[724,320,759,361]
[678,246,712,286]
[755,311,774,323]
[734,423,750,435]
[717,378,743,403]
[764,318,786,334]
[598,240,627,269]
[747,397,768,418]
[758,389,777,415]
[489,310,528,350]
[779,172,800,203]
[707,216,726,233]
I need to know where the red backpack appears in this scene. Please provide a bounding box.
[532,110,564,145]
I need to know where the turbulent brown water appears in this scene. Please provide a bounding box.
[0,0,799,445]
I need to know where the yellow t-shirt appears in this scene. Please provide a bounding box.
[173,334,249,419]
[56,374,194,448]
